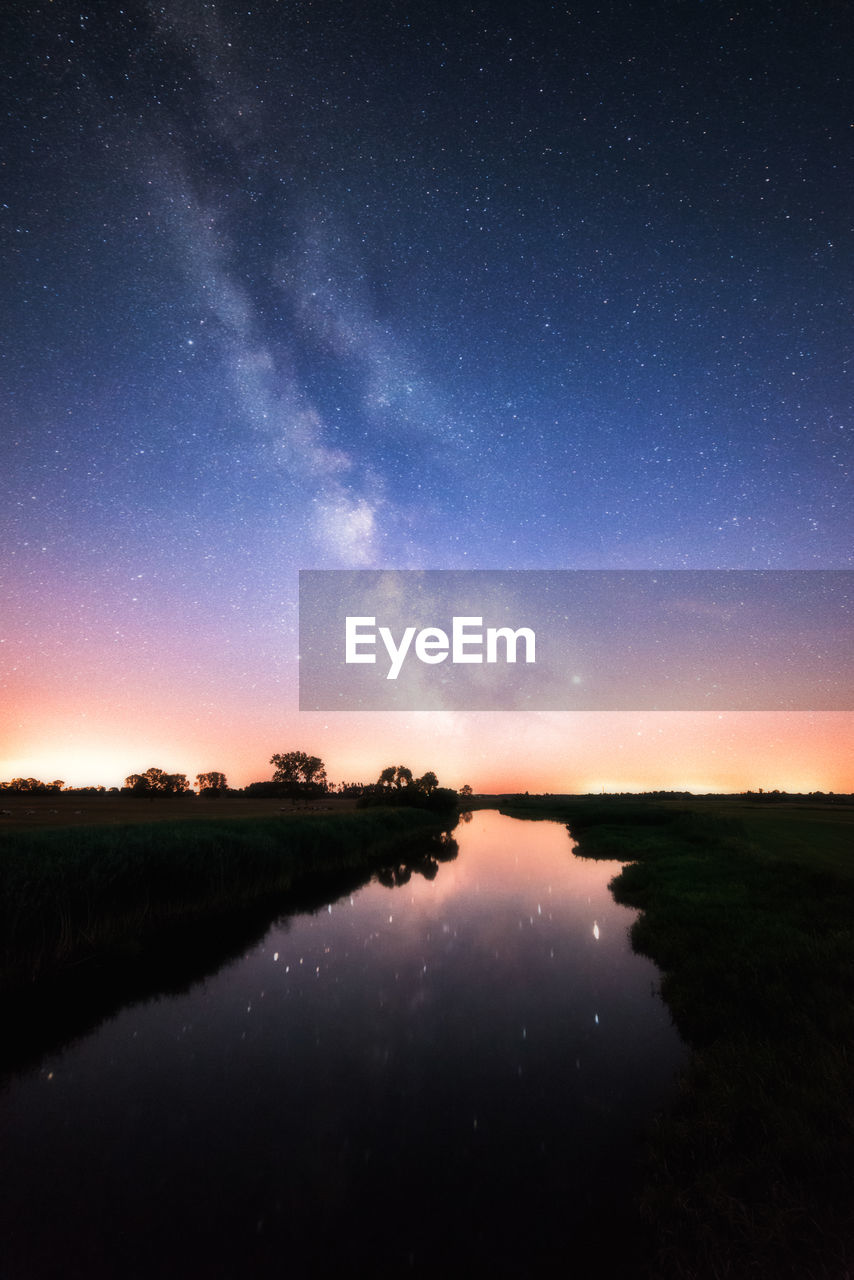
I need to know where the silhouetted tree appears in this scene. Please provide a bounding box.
[337,781,369,796]
[361,765,458,813]
[124,767,190,797]
[196,771,228,797]
[270,751,328,796]
[378,765,413,789]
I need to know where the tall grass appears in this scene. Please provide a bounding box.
[0,808,451,990]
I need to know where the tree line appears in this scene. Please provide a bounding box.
[1,754,471,808]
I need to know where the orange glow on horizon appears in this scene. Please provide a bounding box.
[4,567,850,794]
[2,705,851,794]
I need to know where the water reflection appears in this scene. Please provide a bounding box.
[0,811,684,1278]
[374,827,458,887]
[0,826,458,1083]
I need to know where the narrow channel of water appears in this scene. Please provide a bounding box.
[0,810,686,1277]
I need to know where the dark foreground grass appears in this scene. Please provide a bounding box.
[0,808,451,991]
[503,797,854,1280]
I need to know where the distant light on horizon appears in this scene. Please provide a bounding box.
[1,1,851,796]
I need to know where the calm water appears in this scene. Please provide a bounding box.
[0,811,685,1277]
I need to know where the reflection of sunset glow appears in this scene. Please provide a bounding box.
[593,922,600,940]
[380,812,627,920]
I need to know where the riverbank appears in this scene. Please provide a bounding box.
[503,796,854,1279]
[0,807,455,992]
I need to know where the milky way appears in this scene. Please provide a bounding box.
[2,0,851,788]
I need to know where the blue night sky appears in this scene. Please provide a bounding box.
[2,0,852,790]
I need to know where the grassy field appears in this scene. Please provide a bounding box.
[503,795,854,1280]
[0,792,357,830]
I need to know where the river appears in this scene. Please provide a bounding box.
[0,809,686,1277]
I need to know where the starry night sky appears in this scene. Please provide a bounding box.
[2,0,852,791]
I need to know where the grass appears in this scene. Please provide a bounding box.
[0,792,358,830]
[502,796,854,1279]
[0,807,454,992]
